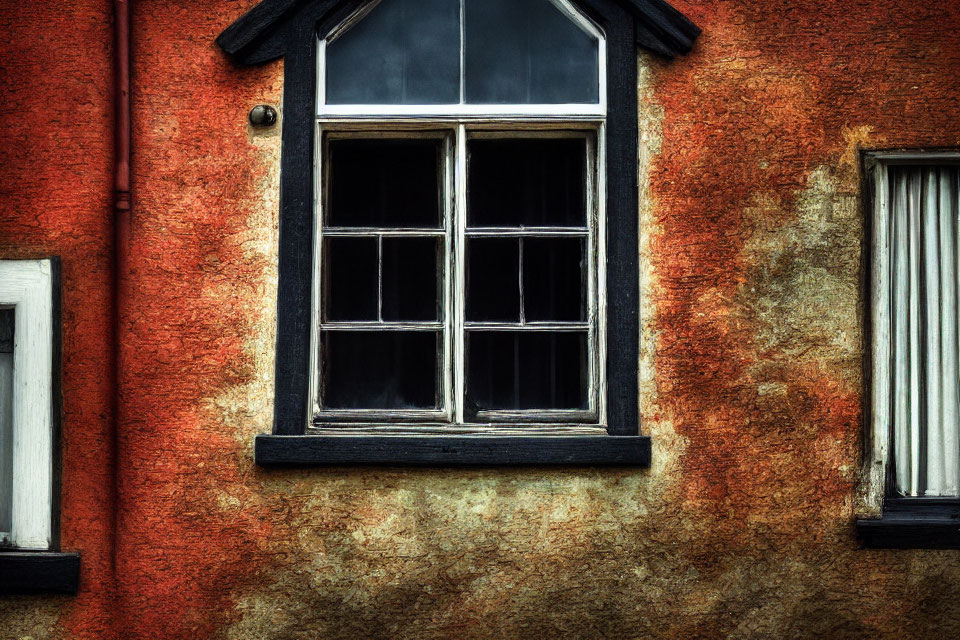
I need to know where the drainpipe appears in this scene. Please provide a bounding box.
[112,0,130,625]
[114,0,131,227]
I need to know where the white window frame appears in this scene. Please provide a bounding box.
[0,259,55,550]
[307,0,609,433]
[309,124,606,431]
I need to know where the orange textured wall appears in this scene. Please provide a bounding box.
[0,0,116,637]
[3,1,960,638]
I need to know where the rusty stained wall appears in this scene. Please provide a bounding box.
[3,0,960,638]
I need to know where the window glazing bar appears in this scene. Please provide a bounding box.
[464,322,589,331]
[322,228,445,236]
[453,124,468,423]
[320,322,443,331]
[465,227,587,236]
[318,104,606,118]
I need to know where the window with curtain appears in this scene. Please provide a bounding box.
[874,161,960,497]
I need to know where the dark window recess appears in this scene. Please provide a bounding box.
[466,237,520,321]
[467,331,587,410]
[327,139,442,227]
[382,237,441,322]
[468,138,586,227]
[323,237,378,321]
[321,330,439,409]
[523,236,585,321]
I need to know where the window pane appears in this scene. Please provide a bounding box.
[464,0,600,104]
[467,331,588,410]
[887,166,960,496]
[0,308,12,536]
[327,139,442,228]
[322,330,439,409]
[467,138,586,227]
[466,237,520,322]
[524,237,585,322]
[325,0,460,104]
[323,237,378,321]
[382,237,442,322]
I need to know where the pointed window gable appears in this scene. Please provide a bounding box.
[323,0,602,108]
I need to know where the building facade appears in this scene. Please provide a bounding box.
[2,0,960,637]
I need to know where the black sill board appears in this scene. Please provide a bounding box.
[255,434,650,467]
[0,551,80,594]
[857,501,960,549]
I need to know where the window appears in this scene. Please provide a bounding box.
[0,258,78,593]
[315,130,601,426]
[216,0,700,464]
[859,152,960,548]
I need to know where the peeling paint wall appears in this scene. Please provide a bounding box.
[3,0,960,638]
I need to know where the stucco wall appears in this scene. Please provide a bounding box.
[0,0,116,637]
[3,0,960,638]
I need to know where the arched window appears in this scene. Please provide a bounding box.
[218,0,699,465]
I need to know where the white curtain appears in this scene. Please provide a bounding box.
[889,165,960,496]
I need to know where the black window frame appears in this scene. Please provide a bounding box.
[217,0,700,466]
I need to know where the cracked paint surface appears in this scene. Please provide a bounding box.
[3,0,960,638]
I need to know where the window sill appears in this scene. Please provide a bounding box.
[255,433,650,466]
[0,551,80,594]
[856,499,960,549]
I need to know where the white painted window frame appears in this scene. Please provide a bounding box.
[866,151,960,508]
[0,259,55,550]
[308,122,607,432]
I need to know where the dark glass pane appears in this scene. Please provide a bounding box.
[325,0,460,104]
[464,0,599,104]
[467,331,588,410]
[328,139,441,228]
[0,308,11,353]
[0,308,11,534]
[323,237,378,321]
[382,237,441,321]
[468,138,586,227]
[322,330,439,409]
[466,237,520,321]
[523,237,585,322]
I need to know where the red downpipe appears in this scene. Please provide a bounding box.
[112,0,130,621]
[114,0,130,220]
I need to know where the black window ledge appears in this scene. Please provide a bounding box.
[0,551,80,595]
[857,499,960,549]
[255,434,650,467]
